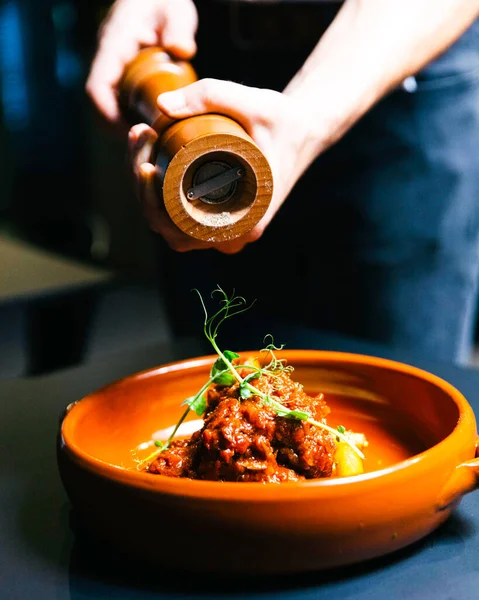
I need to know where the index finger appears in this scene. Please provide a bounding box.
[86,39,140,124]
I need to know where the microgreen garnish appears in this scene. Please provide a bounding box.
[238,371,261,399]
[276,409,310,421]
[134,288,364,470]
[260,335,293,375]
[183,393,207,416]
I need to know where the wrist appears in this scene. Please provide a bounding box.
[260,93,336,203]
[284,67,382,160]
[281,92,351,175]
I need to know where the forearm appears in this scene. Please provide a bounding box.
[285,0,479,160]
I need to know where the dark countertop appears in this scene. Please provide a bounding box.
[0,233,113,306]
[2,331,479,600]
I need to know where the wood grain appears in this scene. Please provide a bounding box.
[119,48,273,242]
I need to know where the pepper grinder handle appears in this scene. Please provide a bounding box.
[119,47,273,242]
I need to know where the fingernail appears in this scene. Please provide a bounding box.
[128,130,137,152]
[158,90,186,115]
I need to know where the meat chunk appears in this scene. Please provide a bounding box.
[148,370,336,482]
[148,439,194,477]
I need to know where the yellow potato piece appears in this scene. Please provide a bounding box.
[335,442,364,477]
[245,356,261,369]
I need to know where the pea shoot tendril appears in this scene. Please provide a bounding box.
[134,287,364,470]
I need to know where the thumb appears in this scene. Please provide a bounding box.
[157,79,276,128]
[161,0,198,59]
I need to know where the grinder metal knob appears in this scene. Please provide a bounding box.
[187,162,244,204]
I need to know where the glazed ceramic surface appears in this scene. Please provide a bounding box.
[58,351,479,574]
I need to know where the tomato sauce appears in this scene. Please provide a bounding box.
[149,370,337,482]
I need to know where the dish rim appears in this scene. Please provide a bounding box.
[59,350,476,500]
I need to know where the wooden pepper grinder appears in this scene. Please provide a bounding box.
[119,47,273,242]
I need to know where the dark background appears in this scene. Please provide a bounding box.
[0,0,157,273]
[0,0,171,377]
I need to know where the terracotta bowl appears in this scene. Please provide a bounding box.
[57,351,479,574]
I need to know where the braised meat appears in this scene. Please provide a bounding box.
[148,370,336,482]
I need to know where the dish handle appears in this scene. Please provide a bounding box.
[437,438,479,510]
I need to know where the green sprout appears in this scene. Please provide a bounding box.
[135,287,364,470]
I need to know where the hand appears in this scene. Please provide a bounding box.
[129,79,322,253]
[86,0,198,129]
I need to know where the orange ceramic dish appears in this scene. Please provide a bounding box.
[57,351,479,574]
